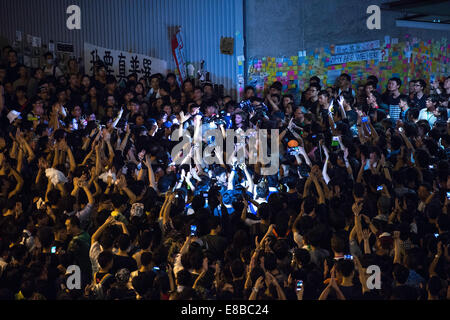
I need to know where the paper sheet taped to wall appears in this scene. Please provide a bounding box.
[328,50,382,65]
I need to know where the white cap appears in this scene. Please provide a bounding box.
[7,110,22,123]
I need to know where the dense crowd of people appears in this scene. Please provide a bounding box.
[0,46,450,300]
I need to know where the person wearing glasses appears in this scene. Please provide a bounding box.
[412,79,428,110]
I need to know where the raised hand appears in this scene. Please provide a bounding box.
[343,147,349,160]
[254,276,264,291]
[362,229,371,241]
[352,201,363,216]
[329,266,338,289]
[59,139,69,152]
[138,150,146,162]
[328,99,334,111]
[144,154,152,168]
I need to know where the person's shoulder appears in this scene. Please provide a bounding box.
[80,231,91,241]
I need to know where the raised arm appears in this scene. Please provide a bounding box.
[242,163,254,194]
[265,272,286,300]
[144,155,158,192]
[343,147,354,180]
[162,193,176,226]
[362,229,372,254]
[104,132,115,168]
[8,167,24,199]
[64,140,76,174]
[353,202,364,244]
[302,175,313,199]
[119,124,131,153]
[117,175,137,204]
[17,132,35,162]
[16,145,24,173]
[228,166,236,190]
[321,144,331,185]
[298,145,312,167]
[311,173,325,205]
[95,142,102,176]
[81,180,95,206]
[393,231,402,265]
[353,256,370,294]
[91,216,115,245]
[337,96,347,119]
[111,107,124,129]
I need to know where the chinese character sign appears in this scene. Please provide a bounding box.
[84,43,167,83]
[334,40,381,55]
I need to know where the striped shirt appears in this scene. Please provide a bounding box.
[389,104,401,121]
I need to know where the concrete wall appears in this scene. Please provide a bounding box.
[245,0,450,58]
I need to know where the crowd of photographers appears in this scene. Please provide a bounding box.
[0,46,449,300]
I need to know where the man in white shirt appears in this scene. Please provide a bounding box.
[418,96,438,128]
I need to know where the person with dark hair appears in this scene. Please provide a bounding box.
[367,75,379,88]
[201,216,227,262]
[166,72,180,94]
[111,233,138,274]
[398,95,412,123]
[90,251,115,298]
[303,83,321,115]
[335,259,362,299]
[412,79,428,110]
[5,49,22,84]
[2,35,450,303]
[418,95,438,127]
[337,73,354,96]
[42,52,63,78]
[391,263,418,300]
[65,216,92,286]
[129,251,156,296]
[382,77,407,122]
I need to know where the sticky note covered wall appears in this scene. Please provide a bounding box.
[246,35,449,102]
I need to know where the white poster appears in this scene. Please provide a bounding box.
[84,43,167,82]
[334,40,380,54]
[32,36,41,48]
[16,31,22,42]
[48,41,55,53]
[329,50,382,65]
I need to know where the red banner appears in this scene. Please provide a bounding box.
[171,28,187,85]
